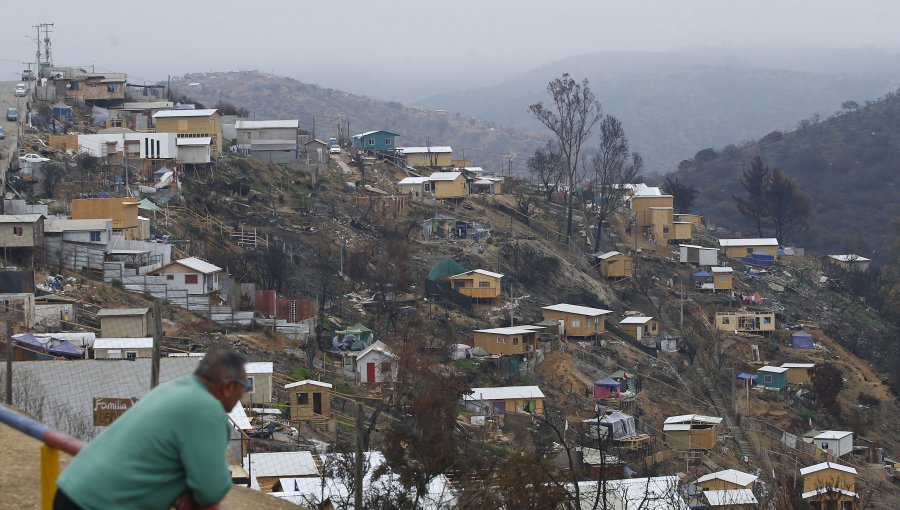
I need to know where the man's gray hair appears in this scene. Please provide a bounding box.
[195,348,246,382]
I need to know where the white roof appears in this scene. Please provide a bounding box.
[575,476,688,510]
[542,303,613,316]
[474,326,538,336]
[472,179,494,185]
[704,489,758,506]
[357,340,397,361]
[813,430,853,440]
[663,424,692,431]
[619,316,653,324]
[400,146,452,154]
[464,166,484,173]
[284,379,333,389]
[176,137,212,146]
[711,267,733,273]
[664,414,723,425]
[719,238,779,247]
[244,451,319,478]
[228,402,252,431]
[398,176,429,185]
[800,462,857,476]
[153,109,218,118]
[235,119,298,129]
[679,244,719,251]
[801,488,858,500]
[450,269,504,279]
[245,362,273,374]
[250,408,282,415]
[172,257,222,274]
[464,385,545,401]
[780,363,815,369]
[0,214,44,223]
[96,307,149,317]
[759,365,788,373]
[696,469,758,487]
[828,254,870,262]
[596,251,622,260]
[45,218,110,232]
[93,338,153,349]
[428,171,463,181]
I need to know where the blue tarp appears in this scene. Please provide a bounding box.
[742,252,775,266]
[737,373,758,380]
[52,102,74,121]
[594,376,621,387]
[692,270,712,278]
[13,332,45,350]
[792,330,814,349]
[47,340,83,358]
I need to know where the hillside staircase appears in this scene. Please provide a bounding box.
[163,205,269,250]
[692,365,757,464]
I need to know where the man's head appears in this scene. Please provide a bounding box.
[195,348,248,411]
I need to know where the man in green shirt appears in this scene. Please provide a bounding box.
[55,349,249,510]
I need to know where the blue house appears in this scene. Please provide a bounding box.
[757,365,788,389]
[352,130,399,151]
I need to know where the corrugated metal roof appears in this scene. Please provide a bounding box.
[450,269,504,279]
[813,430,853,440]
[96,307,149,317]
[228,402,252,431]
[711,267,733,273]
[244,451,319,478]
[245,362,274,374]
[153,109,218,118]
[695,469,758,487]
[780,363,815,368]
[45,218,110,232]
[121,101,174,110]
[704,489,758,506]
[620,316,653,324]
[93,338,154,349]
[173,257,221,274]
[664,414,723,424]
[428,171,462,181]
[596,251,622,260]
[235,120,299,129]
[759,365,788,373]
[176,137,212,146]
[679,244,718,250]
[799,462,857,475]
[400,146,452,154]
[0,214,44,223]
[801,488,858,500]
[828,254,870,262]
[398,177,429,185]
[542,303,612,316]
[284,379,333,389]
[473,327,537,336]
[464,385,545,401]
[719,238,779,247]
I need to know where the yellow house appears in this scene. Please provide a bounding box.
[400,146,453,167]
[711,267,734,290]
[718,238,779,260]
[663,414,722,450]
[671,221,693,242]
[541,303,613,339]
[473,326,537,356]
[284,380,332,420]
[448,269,503,301]
[714,311,776,335]
[428,171,468,199]
[695,469,758,491]
[464,385,545,415]
[648,206,674,243]
[781,363,816,385]
[596,251,633,279]
[674,213,702,229]
[70,197,140,239]
[618,316,658,341]
[630,195,674,227]
[800,462,858,509]
[152,109,223,155]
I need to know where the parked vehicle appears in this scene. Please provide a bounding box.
[329,146,341,154]
[19,153,50,164]
[15,83,27,97]
[0,126,5,139]
[21,70,34,81]
[6,108,17,121]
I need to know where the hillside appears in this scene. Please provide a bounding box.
[168,71,543,172]
[414,50,900,173]
[671,89,900,254]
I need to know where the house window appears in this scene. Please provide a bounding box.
[479,281,490,288]
[166,274,174,280]
[298,392,309,405]
[496,337,502,344]
[125,352,137,361]
[90,231,102,242]
[513,338,519,345]
[746,248,753,254]
[571,319,580,328]
[763,375,773,383]
[367,139,375,146]
[384,138,392,145]
[663,226,670,234]
[763,317,771,324]
[13,226,23,237]
[722,317,730,325]
[246,377,255,393]
[454,281,465,288]
[184,274,199,284]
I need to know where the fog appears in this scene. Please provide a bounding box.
[3,0,900,101]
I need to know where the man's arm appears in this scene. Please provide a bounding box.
[178,414,232,506]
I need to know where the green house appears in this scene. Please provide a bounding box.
[757,365,788,389]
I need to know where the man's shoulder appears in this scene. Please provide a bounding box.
[156,376,221,412]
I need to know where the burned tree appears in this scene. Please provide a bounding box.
[590,115,642,253]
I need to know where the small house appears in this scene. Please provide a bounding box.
[813,431,854,458]
[718,238,779,260]
[352,130,399,151]
[663,414,722,450]
[673,213,702,229]
[44,218,113,246]
[152,257,223,295]
[463,385,545,416]
[472,326,537,356]
[92,337,153,359]
[243,451,320,493]
[447,269,503,301]
[356,340,397,385]
[541,303,613,339]
[781,362,815,385]
[153,109,223,154]
[701,490,758,509]
[714,311,776,335]
[176,137,213,164]
[671,221,693,242]
[235,119,300,163]
[684,257,712,281]
[618,316,658,341]
[96,307,157,338]
[400,146,453,167]
[595,251,633,279]
[695,469,758,490]
[243,362,274,405]
[800,462,858,509]
[711,267,734,290]
[791,330,814,349]
[582,410,636,440]
[826,254,870,273]
[284,380,332,420]
[757,365,788,389]
[397,176,431,199]
[0,214,45,250]
[592,376,621,399]
[428,171,468,199]
[302,139,329,162]
[630,194,674,227]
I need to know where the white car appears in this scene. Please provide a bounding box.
[15,83,27,97]
[19,154,51,164]
[329,146,341,154]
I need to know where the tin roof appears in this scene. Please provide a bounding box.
[695,469,758,487]
[474,326,538,336]
[464,385,545,401]
[171,257,222,274]
[450,269,504,279]
[235,119,298,129]
[400,146,452,154]
[0,214,44,223]
[718,238,779,247]
[704,489,758,506]
[176,137,212,146]
[153,109,218,118]
[245,362,274,374]
[428,171,463,181]
[542,303,612,316]
[827,254,870,262]
[620,316,653,324]
[93,338,154,349]
[813,430,853,440]
[96,307,150,317]
[284,379,333,389]
[759,365,788,373]
[799,461,857,475]
[711,267,734,273]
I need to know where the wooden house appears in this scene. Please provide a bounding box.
[813,431,854,458]
[541,303,613,339]
[356,340,397,385]
[400,146,452,167]
[618,316,658,341]
[757,365,788,389]
[718,238,779,260]
[630,194,674,226]
[680,244,719,266]
[714,311,776,335]
[826,254,871,273]
[153,109,223,155]
[473,326,537,356]
[0,214,45,252]
[711,267,734,290]
[695,469,758,490]
[800,462,858,509]
[781,362,815,384]
[242,362,274,405]
[352,130,399,151]
[284,380,332,420]
[63,71,126,105]
[663,414,722,450]
[671,221,693,242]
[673,213,702,229]
[463,385,545,416]
[96,307,157,338]
[71,197,140,239]
[595,251,633,279]
[92,337,153,359]
[152,257,223,296]
[448,269,503,301]
[428,171,468,199]
[648,206,674,243]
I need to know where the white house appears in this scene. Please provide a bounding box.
[78,132,178,160]
[813,430,854,458]
[92,337,154,359]
[243,361,274,405]
[397,176,431,198]
[356,340,398,385]
[44,218,113,246]
[176,137,212,164]
[152,257,223,295]
[679,244,719,266]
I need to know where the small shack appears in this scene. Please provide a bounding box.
[695,469,758,491]
[463,385,545,415]
[800,462,858,508]
[356,340,397,385]
[663,414,722,450]
[791,330,814,349]
[757,365,788,389]
[242,362,274,405]
[618,316,658,341]
[593,377,621,399]
[96,307,157,338]
[92,337,153,359]
[781,362,815,385]
[711,267,734,290]
[595,251,633,279]
[52,102,75,122]
[447,269,503,301]
[284,380,332,420]
[813,431,854,458]
[679,244,719,266]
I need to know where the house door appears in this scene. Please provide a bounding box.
[366,362,376,383]
[492,401,506,415]
[635,327,642,341]
[312,392,322,415]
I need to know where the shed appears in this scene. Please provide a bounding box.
[800,462,857,508]
[463,385,544,415]
[780,362,815,385]
[52,102,75,122]
[96,307,157,338]
[356,340,397,385]
[618,316,658,341]
[663,414,722,450]
[702,489,758,508]
[593,376,621,399]
[695,469,758,490]
[813,431,854,458]
[242,362,274,405]
[679,244,719,266]
[594,251,633,279]
[711,267,734,290]
[472,326,537,356]
[718,238,779,260]
[791,330,814,349]
[757,365,788,389]
[92,337,154,359]
[284,380,332,420]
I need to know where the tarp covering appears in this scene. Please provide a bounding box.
[138,198,163,212]
[47,340,84,358]
[692,270,712,279]
[584,411,637,439]
[13,332,46,350]
[742,252,775,266]
[792,330,814,349]
[594,377,621,387]
[737,373,758,381]
[470,346,491,356]
[427,259,468,281]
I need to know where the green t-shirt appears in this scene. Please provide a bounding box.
[57,375,232,510]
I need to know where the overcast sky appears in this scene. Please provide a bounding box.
[4,0,900,100]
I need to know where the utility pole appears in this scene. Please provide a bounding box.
[354,402,364,510]
[679,276,684,329]
[41,23,54,68]
[32,25,41,78]
[151,300,162,388]
[5,320,12,405]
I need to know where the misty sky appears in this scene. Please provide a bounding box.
[4,0,900,101]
